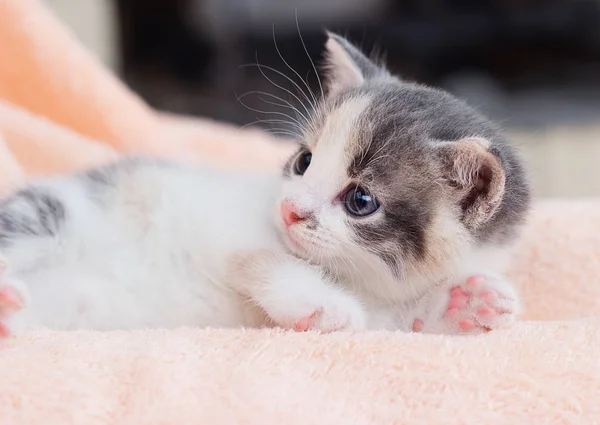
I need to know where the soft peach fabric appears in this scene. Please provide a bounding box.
[2,318,599,425]
[0,1,598,423]
[0,0,293,175]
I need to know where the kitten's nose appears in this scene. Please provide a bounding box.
[280,200,305,227]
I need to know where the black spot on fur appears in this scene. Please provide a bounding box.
[0,188,66,246]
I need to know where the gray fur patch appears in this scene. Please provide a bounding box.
[0,187,66,246]
[344,82,529,274]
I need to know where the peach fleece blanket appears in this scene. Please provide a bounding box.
[0,1,598,423]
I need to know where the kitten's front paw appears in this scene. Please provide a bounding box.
[263,279,366,333]
[0,259,28,337]
[255,260,367,333]
[413,274,519,335]
[290,293,366,333]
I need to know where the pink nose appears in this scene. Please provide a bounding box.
[280,201,305,227]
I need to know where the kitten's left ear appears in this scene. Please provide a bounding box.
[323,31,389,97]
[434,137,506,229]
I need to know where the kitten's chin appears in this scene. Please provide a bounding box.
[281,229,309,256]
[277,226,316,261]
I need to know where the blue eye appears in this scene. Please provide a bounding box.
[293,150,312,175]
[344,185,379,217]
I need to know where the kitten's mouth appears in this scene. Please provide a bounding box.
[283,227,310,253]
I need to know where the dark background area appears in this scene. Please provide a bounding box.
[112,0,600,134]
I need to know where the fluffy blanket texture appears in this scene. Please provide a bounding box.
[0,1,598,423]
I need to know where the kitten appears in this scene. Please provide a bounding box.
[0,33,529,336]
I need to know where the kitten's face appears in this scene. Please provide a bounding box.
[275,33,529,303]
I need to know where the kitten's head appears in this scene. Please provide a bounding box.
[275,33,530,303]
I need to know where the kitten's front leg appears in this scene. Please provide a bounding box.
[229,251,366,332]
[409,273,520,334]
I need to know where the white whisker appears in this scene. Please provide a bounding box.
[240,55,312,118]
[295,9,324,100]
[243,118,303,132]
[238,91,309,124]
[272,24,317,108]
[236,93,305,130]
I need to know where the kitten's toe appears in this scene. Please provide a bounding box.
[291,296,366,333]
[0,284,25,312]
[0,261,28,337]
[292,311,320,332]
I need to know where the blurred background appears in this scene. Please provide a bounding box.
[45,0,600,198]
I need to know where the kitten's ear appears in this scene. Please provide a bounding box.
[434,137,506,229]
[323,31,389,97]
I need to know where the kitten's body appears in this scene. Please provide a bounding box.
[0,34,530,335]
[0,159,516,333]
[2,161,276,331]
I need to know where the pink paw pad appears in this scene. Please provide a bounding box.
[465,275,485,288]
[476,306,497,318]
[0,322,10,338]
[459,319,475,331]
[293,318,310,332]
[450,287,464,297]
[292,310,320,332]
[448,294,468,309]
[0,259,27,338]
[412,319,424,332]
[0,286,24,312]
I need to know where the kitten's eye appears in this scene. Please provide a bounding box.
[293,150,312,175]
[343,185,380,217]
